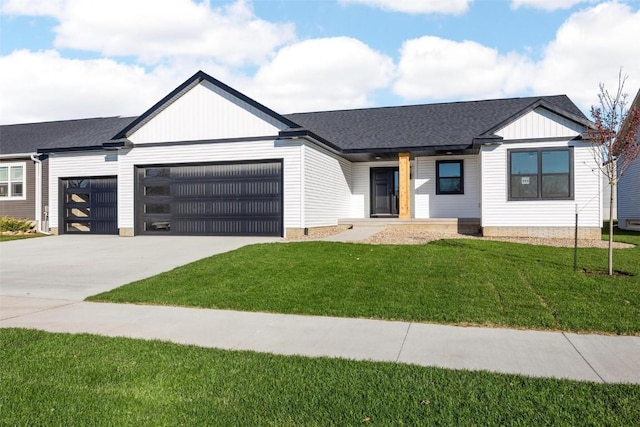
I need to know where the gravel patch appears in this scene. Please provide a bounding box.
[357,228,635,249]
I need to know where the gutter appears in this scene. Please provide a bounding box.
[29,154,50,234]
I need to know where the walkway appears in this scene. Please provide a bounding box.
[2,296,639,384]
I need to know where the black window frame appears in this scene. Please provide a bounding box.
[436,159,464,195]
[508,147,573,201]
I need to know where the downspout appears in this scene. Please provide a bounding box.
[30,154,50,234]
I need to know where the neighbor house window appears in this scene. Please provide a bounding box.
[509,148,572,200]
[436,160,464,194]
[0,163,25,199]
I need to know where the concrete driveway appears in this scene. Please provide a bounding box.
[0,234,279,301]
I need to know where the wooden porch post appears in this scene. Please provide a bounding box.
[398,152,411,219]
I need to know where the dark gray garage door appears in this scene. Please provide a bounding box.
[136,161,282,236]
[62,177,118,234]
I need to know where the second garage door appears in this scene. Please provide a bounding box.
[136,161,282,236]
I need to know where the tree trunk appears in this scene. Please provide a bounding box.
[608,182,615,276]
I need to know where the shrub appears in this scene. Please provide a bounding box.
[0,217,33,232]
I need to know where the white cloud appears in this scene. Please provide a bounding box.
[532,2,640,110]
[2,0,295,67]
[339,0,472,15]
[511,0,595,11]
[394,36,534,101]
[1,0,64,16]
[0,50,181,124]
[250,37,395,112]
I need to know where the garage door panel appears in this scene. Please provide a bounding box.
[137,161,282,236]
[62,177,118,235]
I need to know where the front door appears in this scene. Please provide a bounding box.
[370,167,399,216]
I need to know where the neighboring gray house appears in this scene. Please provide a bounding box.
[617,89,640,231]
[1,70,602,238]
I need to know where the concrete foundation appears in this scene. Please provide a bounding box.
[119,228,135,237]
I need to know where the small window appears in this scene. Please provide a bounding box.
[509,148,572,200]
[0,163,26,199]
[436,160,464,195]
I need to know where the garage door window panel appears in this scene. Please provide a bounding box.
[62,177,117,234]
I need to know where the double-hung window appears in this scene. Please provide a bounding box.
[436,160,464,195]
[0,163,26,199]
[509,148,572,200]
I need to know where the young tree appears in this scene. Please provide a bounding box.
[588,71,640,275]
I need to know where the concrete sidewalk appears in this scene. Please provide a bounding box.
[2,295,639,384]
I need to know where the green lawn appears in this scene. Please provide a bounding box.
[89,228,640,335]
[1,328,638,426]
[0,233,48,242]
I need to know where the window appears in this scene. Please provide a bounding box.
[509,148,572,200]
[436,160,464,194]
[0,163,25,199]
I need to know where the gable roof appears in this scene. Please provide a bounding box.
[0,70,590,158]
[284,95,589,154]
[113,70,300,141]
[0,116,136,156]
[619,88,640,142]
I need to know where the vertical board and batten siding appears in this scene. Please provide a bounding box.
[48,152,119,229]
[414,155,480,218]
[481,140,600,228]
[128,81,284,144]
[350,161,414,218]
[495,108,585,140]
[618,156,640,229]
[116,139,303,231]
[0,159,34,220]
[302,143,352,227]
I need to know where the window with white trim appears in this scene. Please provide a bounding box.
[0,163,26,199]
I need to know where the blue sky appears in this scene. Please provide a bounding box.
[1,0,639,124]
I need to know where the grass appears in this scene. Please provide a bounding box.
[0,233,48,242]
[1,328,638,426]
[89,228,640,335]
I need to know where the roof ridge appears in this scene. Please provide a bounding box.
[284,95,570,117]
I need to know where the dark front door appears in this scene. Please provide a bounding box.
[370,167,399,216]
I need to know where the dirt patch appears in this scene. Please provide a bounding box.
[285,225,352,241]
[582,268,635,277]
[357,227,635,249]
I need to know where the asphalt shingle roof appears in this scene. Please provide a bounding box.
[284,95,587,151]
[0,116,136,155]
[0,94,588,156]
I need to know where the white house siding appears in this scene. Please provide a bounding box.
[495,108,585,140]
[481,140,601,234]
[618,156,640,230]
[48,151,119,230]
[129,81,284,144]
[414,155,480,218]
[115,139,304,233]
[302,143,352,227]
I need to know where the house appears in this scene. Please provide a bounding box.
[0,117,135,232]
[0,70,602,238]
[617,89,640,231]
